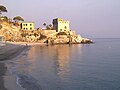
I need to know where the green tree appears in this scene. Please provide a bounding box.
[1,16,8,21]
[13,16,24,22]
[0,5,7,15]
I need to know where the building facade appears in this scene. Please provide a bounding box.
[53,18,70,32]
[21,22,34,30]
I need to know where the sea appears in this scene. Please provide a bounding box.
[5,38,120,90]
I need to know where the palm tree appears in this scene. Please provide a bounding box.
[49,24,52,27]
[43,23,47,29]
[46,24,53,30]
[48,24,53,29]
[43,23,46,26]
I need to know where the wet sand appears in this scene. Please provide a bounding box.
[0,42,28,90]
[0,63,7,90]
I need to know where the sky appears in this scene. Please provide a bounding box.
[0,0,120,38]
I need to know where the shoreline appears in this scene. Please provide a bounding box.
[0,41,91,90]
[0,63,7,90]
[0,41,46,90]
[0,42,29,90]
[7,42,46,46]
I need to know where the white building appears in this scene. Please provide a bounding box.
[52,18,70,32]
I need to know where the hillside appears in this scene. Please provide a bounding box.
[0,20,93,44]
[0,20,40,42]
[0,20,22,41]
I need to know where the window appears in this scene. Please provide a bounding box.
[30,24,32,26]
[26,28,28,30]
[30,28,32,30]
[24,28,25,30]
[60,29,62,31]
[64,26,67,29]
[26,24,27,26]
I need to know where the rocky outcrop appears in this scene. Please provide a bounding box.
[0,20,93,44]
[81,38,93,44]
[0,21,22,41]
[41,30,93,45]
[0,21,41,42]
[21,30,41,42]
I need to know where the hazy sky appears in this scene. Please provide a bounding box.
[1,0,120,38]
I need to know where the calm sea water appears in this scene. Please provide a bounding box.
[7,39,120,90]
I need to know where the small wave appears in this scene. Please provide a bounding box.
[16,73,42,90]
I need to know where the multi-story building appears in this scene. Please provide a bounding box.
[52,18,70,32]
[21,22,34,30]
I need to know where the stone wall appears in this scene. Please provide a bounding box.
[41,29,56,35]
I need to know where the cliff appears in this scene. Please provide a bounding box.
[0,20,40,42]
[0,20,22,41]
[40,30,93,44]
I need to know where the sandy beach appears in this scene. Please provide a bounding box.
[0,42,29,90]
[0,41,46,90]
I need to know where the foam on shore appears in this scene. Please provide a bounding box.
[0,42,28,90]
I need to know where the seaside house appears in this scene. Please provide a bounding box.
[52,18,70,32]
[21,22,34,30]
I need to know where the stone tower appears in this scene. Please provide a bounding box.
[53,18,70,32]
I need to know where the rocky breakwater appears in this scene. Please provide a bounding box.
[81,38,93,44]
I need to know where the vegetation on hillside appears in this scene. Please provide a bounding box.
[1,16,8,21]
[43,23,53,30]
[0,5,7,15]
[13,16,24,22]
